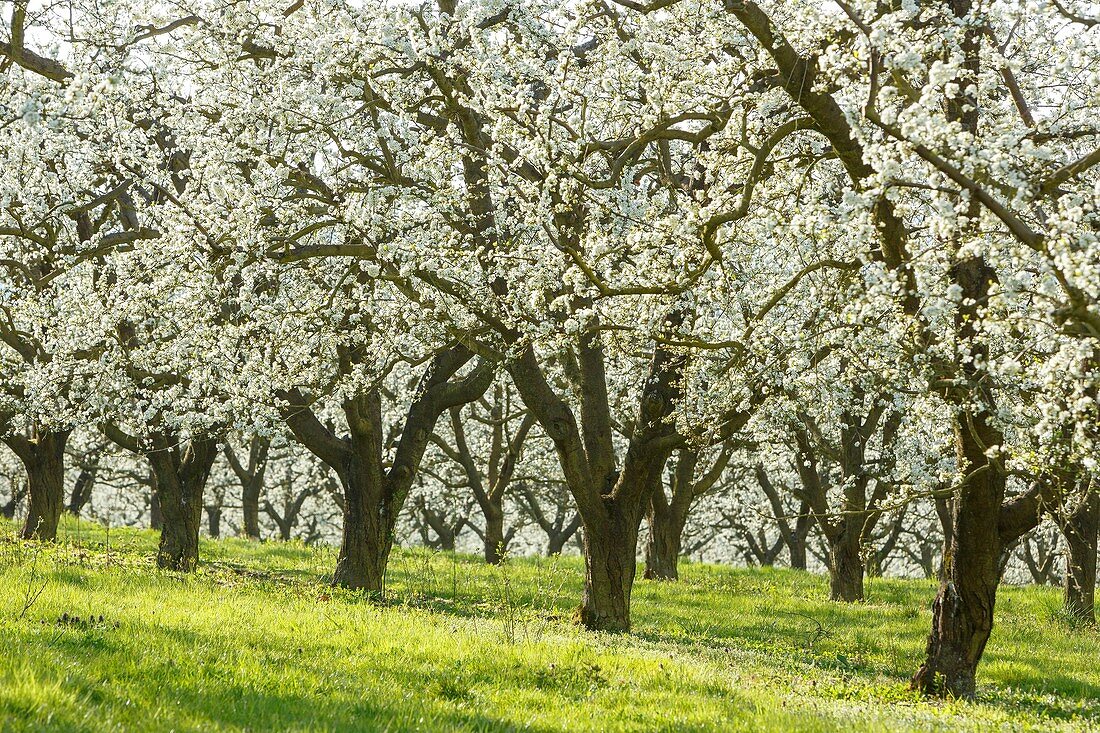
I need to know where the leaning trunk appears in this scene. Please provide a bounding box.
[827,531,865,602]
[579,509,638,632]
[1063,488,1099,624]
[643,503,685,581]
[912,413,1005,698]
[16,432,68,541]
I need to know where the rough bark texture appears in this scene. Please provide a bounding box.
[579,509,639,632]
[146,436,219,572]
[508,306,692,631]
[913,260,1007,698]
[827,533,865,603]
[1062,481,1098,624]
[3,430,70,541]
[332,464,389,591]
[149,477,162,531]
[643,504,684,581]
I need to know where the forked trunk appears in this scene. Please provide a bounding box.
[149,439,218,572]
[1063,487,1099,624]
[580,510,639,632]
[827,533,864,602]
[547,524,577,556]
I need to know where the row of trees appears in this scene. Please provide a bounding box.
[2,415,1086,586]
[1,0,1097,699]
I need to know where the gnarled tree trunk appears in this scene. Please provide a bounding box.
[281,346,492,595]
[333,464,390,592]
[3,430,70,541]
[580,507,640,632]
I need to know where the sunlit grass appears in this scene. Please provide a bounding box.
[1,516,1097,731]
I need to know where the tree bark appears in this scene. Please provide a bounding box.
[827,532,865,602]
[547,514,582,556]
[149,476,162,531]
[579,508,639,632]
[67,447,101,516]
[241,481,262,540]
[206,505,222,539]
[224,438,269,540]
[483,507,506,564]
[643,500,684,581]
[3,430,70,541]
[146,436,219,572]
[333,466,390,592]
[789,500,811,570]
[912,408,1005,698]
[1063,482,1098,624]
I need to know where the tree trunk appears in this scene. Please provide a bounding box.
[241,479,262,540]
[579,509,638,632]
[68,453,99,516]
[789,500,811,570]
[0,480,23,519]
[912,413,1004,698]
[484,508,506,564]
[332,470,390,594]
[827,532,865,602]
[8,431,70,541]
[154,470,204,571]
[1063,486,1099,624]
[148,439,218,572]
[547,518,580,556]
[935,495,954,581]
[149,482,162,530]
[206,506,222,539]
[643,502,684,581]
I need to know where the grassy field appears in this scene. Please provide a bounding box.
[1,518,1098,732]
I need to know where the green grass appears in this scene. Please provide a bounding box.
[1,517,1098,731]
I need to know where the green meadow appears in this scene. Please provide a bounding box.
[1,517,1097,732]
